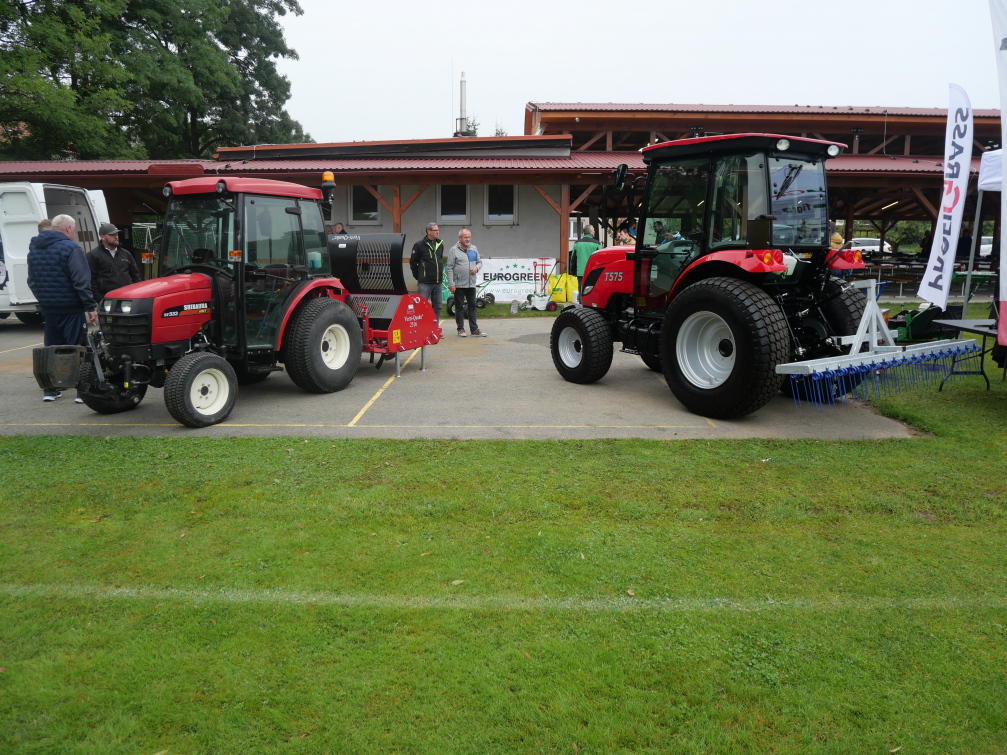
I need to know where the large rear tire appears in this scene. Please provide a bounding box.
[164,352,238,428]
[283,299,361,393]
[550,307,613,384]
[661,277,788,419]
[77,362,147,414]
[15,312,43,326]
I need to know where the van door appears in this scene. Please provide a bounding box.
[0,183,45,306]
[42,185,99,249]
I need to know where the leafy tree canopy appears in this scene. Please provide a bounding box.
[0,0,309,160]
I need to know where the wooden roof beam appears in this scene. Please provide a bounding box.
[575,131,607,152]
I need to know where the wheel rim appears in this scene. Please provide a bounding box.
[320,323,351,369]
[676,311,736,389]
[189,368,229,415]
[557,325,584,368]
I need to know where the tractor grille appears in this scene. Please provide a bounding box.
[100,313,151,346]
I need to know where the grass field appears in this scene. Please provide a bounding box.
[1,364,1006,752]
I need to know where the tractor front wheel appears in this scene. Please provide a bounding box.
[77,362,147,414]
[164,352,238,428]
[550,307,613,384]
[284,299,361,393]
[661,277,788,419]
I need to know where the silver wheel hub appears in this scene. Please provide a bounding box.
[676,311,736,388]
[557,326,584,368]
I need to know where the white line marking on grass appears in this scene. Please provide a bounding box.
[1,583,1002,613]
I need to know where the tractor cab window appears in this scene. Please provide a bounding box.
[640,158,710,305]
[162,197,237,272]
[300,201,331,277]
[708,153,768,250]
[768,156,828,247]
[242,195,306,350]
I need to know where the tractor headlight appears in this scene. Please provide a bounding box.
[120,300,132,314]
[216,180,226,193]
[103,300,113,313]
[827,144,841,157]
[776,138,790,151]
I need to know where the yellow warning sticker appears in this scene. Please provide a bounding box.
[636,297,647,307]
[392,329,401,344]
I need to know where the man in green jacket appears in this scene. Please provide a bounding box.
[410,223,445,314]
[571,224,603,288]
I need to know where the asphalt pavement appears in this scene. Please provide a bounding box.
[0,315,913,440]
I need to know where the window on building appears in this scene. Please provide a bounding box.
[438,185,469,223]
[485,185,517,224]
[350,185,380,224]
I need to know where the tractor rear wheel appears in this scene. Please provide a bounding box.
[16,312,43,326]
[283,299,361,393]
[164,352,238,428]
[550,307,613,384]
[661,277,788,419]
[77,362,147,414]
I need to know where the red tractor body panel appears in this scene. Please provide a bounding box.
[367,293,442,354]
[579,247,635,309]
[667,249,788,300]
[167,176,323,200]
[273,279,349,351]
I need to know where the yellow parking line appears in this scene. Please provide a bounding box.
[0,342,42,355]
[0,422,715,430]
[347,348,422,427]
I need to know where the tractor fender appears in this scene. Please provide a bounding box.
[668,250,786,300]
[274,278,348,351]
[579,246,634,309]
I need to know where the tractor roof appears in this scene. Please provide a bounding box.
[642,133,846,163]
[166,176,323,200]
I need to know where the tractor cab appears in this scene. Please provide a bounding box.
[157,177,331,361]
[630,134,848,319]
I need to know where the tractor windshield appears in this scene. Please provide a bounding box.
[161,196,238,273]
[768,156,828,247]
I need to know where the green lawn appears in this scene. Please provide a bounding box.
[2,367,1006,753]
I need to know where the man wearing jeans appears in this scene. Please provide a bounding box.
[409,223,445,317]
[26,214,98,401]
[446,228,486,337]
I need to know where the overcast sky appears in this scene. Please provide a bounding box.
[276,0,1002,144]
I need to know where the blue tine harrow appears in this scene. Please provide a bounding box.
[776,279,980,410]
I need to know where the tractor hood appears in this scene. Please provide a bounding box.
[104,273,211,300]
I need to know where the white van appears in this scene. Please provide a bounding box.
[0,183,108,324]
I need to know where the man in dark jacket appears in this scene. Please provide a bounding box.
[87,222,140,303]
[26,214,98,401]
[409,222,445,315]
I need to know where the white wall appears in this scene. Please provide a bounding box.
[331,184,566,282]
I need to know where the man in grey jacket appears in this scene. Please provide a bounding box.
[446,228,486,337]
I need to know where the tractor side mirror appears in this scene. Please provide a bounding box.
[612,164,629,192]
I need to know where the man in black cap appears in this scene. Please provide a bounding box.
[87,222,140,304]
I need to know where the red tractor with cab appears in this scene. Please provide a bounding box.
[65,176,441,427]
[550,134,865,419]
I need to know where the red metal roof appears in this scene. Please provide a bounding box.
[210,152,645,173]
[529,102,1002,118]
[829,155,982,174]
[0,160,207,174]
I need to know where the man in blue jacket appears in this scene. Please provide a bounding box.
[27,214,98,401]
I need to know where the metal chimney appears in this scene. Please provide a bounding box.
[455,72,469,136]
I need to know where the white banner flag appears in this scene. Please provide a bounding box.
[918,84,973,310]
[990,0,1007,346]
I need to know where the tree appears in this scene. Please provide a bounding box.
[121,0,309,158]
[0,0,139,159]
[0,0,308,160]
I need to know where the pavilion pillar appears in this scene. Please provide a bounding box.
[560,184,570,269]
